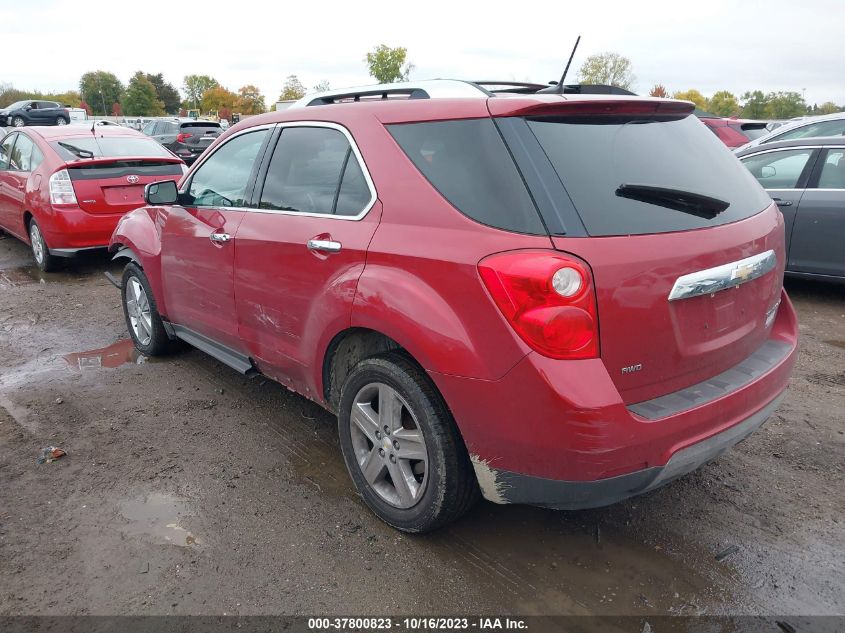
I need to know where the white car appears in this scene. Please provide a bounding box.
[69,119,123,127]
[736,112,845,152]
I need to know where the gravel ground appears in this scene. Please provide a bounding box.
[0,235,842,616]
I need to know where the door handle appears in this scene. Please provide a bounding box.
[209,232,231,243]
[307,239,342,254]
[771,198,793,207]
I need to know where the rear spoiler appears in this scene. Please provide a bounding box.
[65,155,185,167]
[488,98,695,119]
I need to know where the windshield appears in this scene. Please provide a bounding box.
[50,136,174,160]
[526,115,771,236]
[3,101,29,110]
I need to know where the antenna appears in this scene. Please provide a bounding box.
[539,35,581,94]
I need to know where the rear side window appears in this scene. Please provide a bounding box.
[740,149,815,189]
[817,150,845,189]
[10,134,43,171]
[258,126,372,216]
[771,118,845,142]
[388,119,544,234]
[527,115,771,236]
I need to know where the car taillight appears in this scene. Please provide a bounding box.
[478,251,599,360]
[176,132,193,143]
[49,169,77,205]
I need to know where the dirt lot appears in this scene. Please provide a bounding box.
[0,234,842,617]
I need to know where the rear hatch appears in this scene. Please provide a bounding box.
[515,103,784,404]
[178,121,222,155]
[51,135,184,215]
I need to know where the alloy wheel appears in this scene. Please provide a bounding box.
[126,277,153,346]
[29,223,44,265]
[350,382,429,508]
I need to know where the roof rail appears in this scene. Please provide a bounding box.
[291,79,491,108]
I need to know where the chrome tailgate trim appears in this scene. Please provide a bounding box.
[668,250,777,301]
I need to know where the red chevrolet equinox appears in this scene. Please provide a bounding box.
[109,80,798,532]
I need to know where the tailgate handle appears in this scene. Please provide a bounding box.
[771,198,793,207]
[668,250,777,301]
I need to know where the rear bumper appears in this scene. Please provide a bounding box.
[430,289,798,509]
[487,393,782,509]
[38,206,125,251]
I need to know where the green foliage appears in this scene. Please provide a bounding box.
[237,85,266,114]
[122,72,165,116]
[365,45,413,83]
[278,75,306,101]
[144,73,181,114]
[764,91,806,119]
[741,91,767,119]
[183,75,219,108]
[577,52,635,90]
[672,89,709,111]
[79,71,124,115]
[816,102,841,115]
[708,90,740,117]
[200,86,239,114]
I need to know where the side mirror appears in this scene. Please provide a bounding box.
[24,105,33,111]
[145,180,179,205]
[761,165,776,178]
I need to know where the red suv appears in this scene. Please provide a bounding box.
[109,81,798,532]
[0,125,184,271]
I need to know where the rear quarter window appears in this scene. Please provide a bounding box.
[527,115,772,236]
[388,119,545,234]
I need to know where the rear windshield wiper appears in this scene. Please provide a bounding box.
[616,184,729,219]
[58,141,95,159]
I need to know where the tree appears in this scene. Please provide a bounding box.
[313,80,331,92]
[577,52,635,90]
[79,101,92,116]
[649,84,668,98]
[236,85,265,114]
[818,101,839,115]
[48,91,82,107]
[764,91,806,119]
[741,90,767,119]
[219,107,233,123]
[278,75,306,101]
[672,89,709,111]
[122,72,165,116]
[144,73,181,114]
[183,75,219,108]
[111,102,123,117]
[79,71,124,115]
[365,45,413,83]
[200,86,238,114]
[708,90,740,117]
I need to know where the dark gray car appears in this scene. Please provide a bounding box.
[737,137,845,282]
[0,100,70,127]
[141,117,222,165]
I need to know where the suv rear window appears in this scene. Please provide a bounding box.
[181,121,221,130]
[50,136,174,160]
[526,115,771,236]
[388,119,545,234]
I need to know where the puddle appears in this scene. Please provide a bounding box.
[824,339,845,350]
[0,266,48,287]
[118,492,198,547]
[63,339,146,371]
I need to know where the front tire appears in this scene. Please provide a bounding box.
[28,220,59,272]
[11,116,25,127]
[338,352,478,532]
[121,262,175,356]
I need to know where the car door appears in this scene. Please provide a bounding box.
[0,133,22,234]
[234,123,380,393]
[160,125,273,352]
[38,101,59,124]
[787,147,845,277]
[153,121,179,153]
[739,146,820,257]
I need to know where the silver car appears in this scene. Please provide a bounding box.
[736,111,845,152]
[737,136,845,281]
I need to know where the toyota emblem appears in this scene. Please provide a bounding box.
[126,175,139,184]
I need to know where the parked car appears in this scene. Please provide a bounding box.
[0,100,71,127]
[0,126,185,271]
[141,117,222,164]
[737,112,845,152]
[110,80,798,532]
[69,119,123,127]
[697,113,769,148]
[737,137,845,281]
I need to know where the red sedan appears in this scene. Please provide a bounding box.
[0,125,185,271]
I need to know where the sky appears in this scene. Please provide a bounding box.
[4,0,843,108]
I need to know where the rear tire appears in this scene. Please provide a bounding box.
[337,352,478,532]
[121,262,175,356]
[55,116,68,126]
[28,219,60,272]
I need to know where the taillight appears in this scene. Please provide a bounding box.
[49,169,77,205]
[176,132,193,143]
[478,251,599,360]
